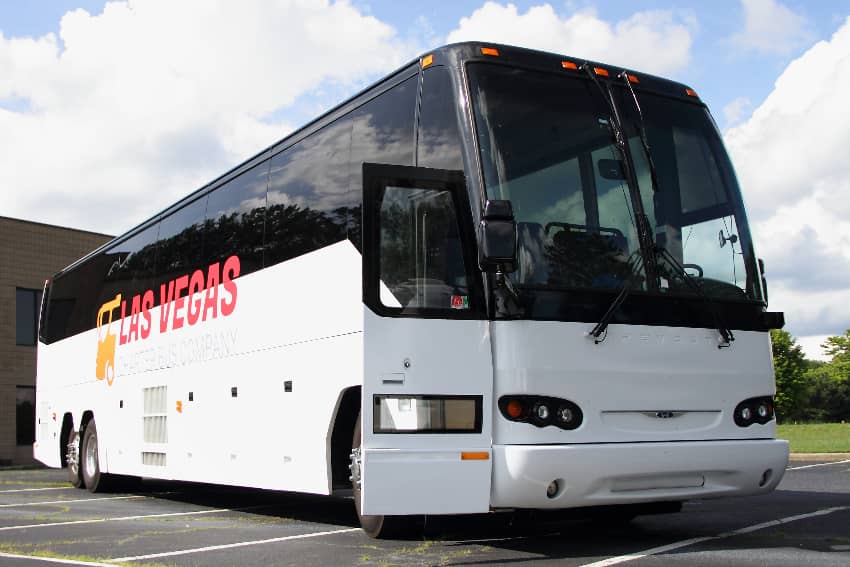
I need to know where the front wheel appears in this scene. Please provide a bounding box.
[351,413,419,538]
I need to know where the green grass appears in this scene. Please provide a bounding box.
[776,423,850,453]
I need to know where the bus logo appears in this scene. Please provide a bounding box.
[95,294,122,386]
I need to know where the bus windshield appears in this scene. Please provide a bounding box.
[468,63,763,309]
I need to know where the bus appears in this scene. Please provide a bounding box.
[35,42,788,538]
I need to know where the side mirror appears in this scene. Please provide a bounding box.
[758,258,768,305]
[479,199,516,273]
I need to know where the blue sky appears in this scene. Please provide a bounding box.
[2,0,850,358]
[2,1,846,126]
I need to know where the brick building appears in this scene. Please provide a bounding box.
[0,216,112,466]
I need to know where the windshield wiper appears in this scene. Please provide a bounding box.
[618,71,660,194]
[588,252,644,343]
[655,246,735,348]
[615,71,735,349]
[580,63,659,290]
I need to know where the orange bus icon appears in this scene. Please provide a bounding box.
[95,294,122,385]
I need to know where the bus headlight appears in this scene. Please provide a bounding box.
[534,402,550,421]
[734,396,774,427]
[373,395,482,433]
[499,395,583,430]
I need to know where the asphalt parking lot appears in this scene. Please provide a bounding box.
[1,458,849,566]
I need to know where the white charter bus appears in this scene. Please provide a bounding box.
[35,43,788,538]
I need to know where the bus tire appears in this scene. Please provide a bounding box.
[67,429,84,489]
[351,413,418,539]
[81,420,111,493]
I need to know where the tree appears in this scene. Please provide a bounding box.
[770,329,809,422]
[823,330,850,366]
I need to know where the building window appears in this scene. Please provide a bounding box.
[15,288,42,346]
[16,386,36,446]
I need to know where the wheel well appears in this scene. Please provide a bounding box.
[330,387,361,489]
[60,414,73,467]
[80,411,94,436]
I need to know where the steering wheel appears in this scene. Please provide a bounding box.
[682,263,704,278]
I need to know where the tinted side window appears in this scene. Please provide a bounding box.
[379,186,470,310]
[417,66,463,170]
[44,269,84,343]
[205,162,269,275]
[265,116,352,266]
[349,76,418,248]
[99,223,160,320]
[156,196,208,280]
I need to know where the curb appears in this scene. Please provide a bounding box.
[788,453,850,462]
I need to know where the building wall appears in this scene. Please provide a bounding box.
[0,217,112,465]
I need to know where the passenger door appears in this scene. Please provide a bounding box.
[359,163,493,515]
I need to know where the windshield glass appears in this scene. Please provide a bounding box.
[468,63,762,306]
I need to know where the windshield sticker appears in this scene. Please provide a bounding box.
[451,295,469,310]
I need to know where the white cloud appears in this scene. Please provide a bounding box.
[722,96,752,128]
[727,0,812,55]
[797,334,831,362]
[0,0,409,234]
[725,16,850,356]
[446,2,695,76]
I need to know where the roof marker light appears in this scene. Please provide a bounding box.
[421,54,433,68]
[593,67,609,77]
[686,88,698,97]
[561,60,578,70]
[627,74,639,83]
[481,47,500,56]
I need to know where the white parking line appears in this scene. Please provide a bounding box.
[0,507,232,532]
[110,527,362,562]
[0,487,73,494]
[576,505,850,567]
[787,459,850,470]
[0,495,144,508]
[0,552,114,566]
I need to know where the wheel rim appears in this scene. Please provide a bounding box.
[85,435,97,476]
[67,436,80,476]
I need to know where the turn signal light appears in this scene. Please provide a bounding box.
[499,395,583,430]
[481,47,500,57]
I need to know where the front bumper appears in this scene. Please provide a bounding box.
[491,439,789,509]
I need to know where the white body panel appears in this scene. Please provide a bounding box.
[487,320,788,508]
[36,241,363,494]
[360,310,493,515]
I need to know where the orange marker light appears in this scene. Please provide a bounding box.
[627,74,639,84]
[561,60,578,70]
[481,47,500,56]
[594,67,609,77]
[461,451,490,461]
[685,88,698,97]
[506,399,524,419]
[421,54,434,68]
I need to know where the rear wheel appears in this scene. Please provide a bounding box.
[81,420,111,493]
[351,413,419,538]
[66,430,84,489]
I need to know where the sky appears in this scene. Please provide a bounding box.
[1,0,849,359]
